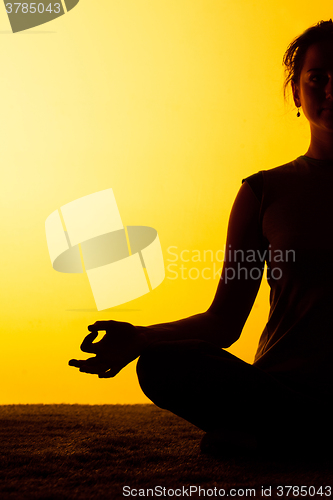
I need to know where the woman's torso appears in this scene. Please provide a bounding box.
[243,155,333,397]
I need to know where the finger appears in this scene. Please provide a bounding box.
[98,371,115,378]
[68,358,83,367]
[79,363,110,374]
[80,331,99,353]
[79,366,98,374]
[98,367,120,378]
[68,357,98,368]
[73,356,110,374]
[88,320,115,332]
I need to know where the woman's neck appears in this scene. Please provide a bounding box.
[305,129,333,161]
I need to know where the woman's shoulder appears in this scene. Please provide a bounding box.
[241,171,263,203]
[241,157,304,202]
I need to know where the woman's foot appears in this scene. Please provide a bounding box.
[200,429,258,457]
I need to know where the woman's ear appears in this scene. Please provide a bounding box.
[291,80,301,108]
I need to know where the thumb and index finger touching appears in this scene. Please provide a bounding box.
[69,321,116,366]
[80,321,116,353]
[67,330,99,366]
[80,331,99,353]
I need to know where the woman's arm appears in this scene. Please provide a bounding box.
[69,181,265,377]
[139,180,265,348]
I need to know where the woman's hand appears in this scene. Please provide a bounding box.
[68,320,148,378]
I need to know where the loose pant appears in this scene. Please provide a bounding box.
[136,340,330,452]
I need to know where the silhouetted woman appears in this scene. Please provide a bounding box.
[70,20,333,456]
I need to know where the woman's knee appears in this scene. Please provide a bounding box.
[136,339,209,406]
[136,341,173,407]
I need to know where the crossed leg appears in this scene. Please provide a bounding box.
[136,340,327,456]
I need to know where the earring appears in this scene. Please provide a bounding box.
[297,107,301,117]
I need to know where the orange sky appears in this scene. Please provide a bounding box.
[1,1,331,403]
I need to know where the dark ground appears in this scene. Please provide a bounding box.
[0,405,332,499]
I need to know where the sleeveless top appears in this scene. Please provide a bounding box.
[242,156,333,397]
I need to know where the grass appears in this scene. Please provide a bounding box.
[0,405,332,499]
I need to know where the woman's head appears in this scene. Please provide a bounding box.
[283,20,333,145]
[283,20,333,101]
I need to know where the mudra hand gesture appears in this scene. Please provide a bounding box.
[69,320,146,378]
